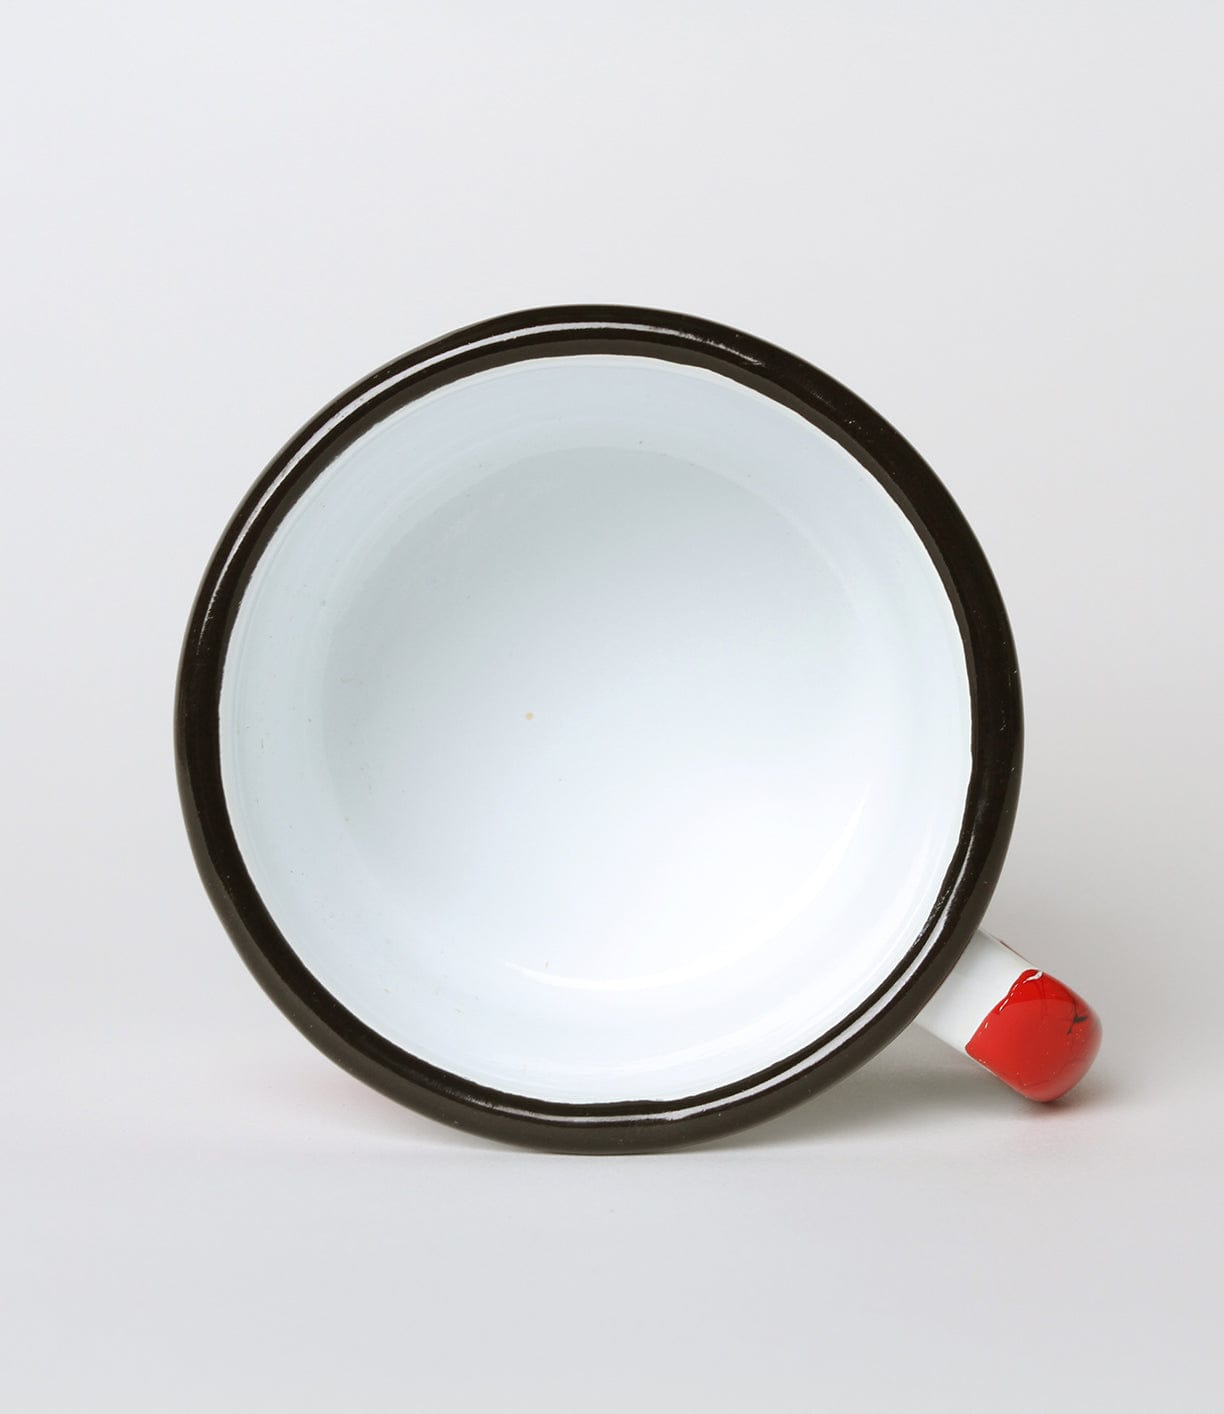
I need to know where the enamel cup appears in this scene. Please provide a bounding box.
[176,307,1101,1150]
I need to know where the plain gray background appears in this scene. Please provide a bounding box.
[3,4,1221,1409]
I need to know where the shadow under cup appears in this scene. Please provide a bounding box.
[176,309,1022,1150]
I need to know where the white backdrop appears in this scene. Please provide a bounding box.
[2,4,1220,1410]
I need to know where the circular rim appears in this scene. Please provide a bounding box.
[175,305,1022,1151]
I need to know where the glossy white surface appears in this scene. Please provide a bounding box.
[219,355,973,1101]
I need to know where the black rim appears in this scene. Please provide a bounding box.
[175,306,1022,1152]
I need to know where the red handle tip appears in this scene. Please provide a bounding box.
[965,969,1101,1102]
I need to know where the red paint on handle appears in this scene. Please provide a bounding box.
[965,970,1101,1102]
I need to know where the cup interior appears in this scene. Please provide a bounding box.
[219,354,972,1103]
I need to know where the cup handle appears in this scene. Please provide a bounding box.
[916,929,1101,1101]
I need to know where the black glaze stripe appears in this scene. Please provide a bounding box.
[175,305,1022,1152]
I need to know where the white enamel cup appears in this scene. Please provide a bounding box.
[176,307,1100,1150]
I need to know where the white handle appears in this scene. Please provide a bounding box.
[917,929,1101,1101]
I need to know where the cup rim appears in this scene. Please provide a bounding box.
[175,305,1022,1151]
